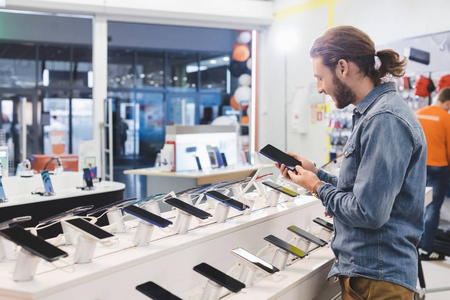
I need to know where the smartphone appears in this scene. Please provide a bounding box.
[83,168,94,188]
[193,262,245,293]
[0,226,68,261]
[164,198,212,220]
[62,218,116,242]
[195,156,202,171]
[221,153,228,167]
[0,216,32,229]
[313,217,334,231]
[262,181,298,197]
[231,247,279,274]
[205,190,249,211]
[208,149,219,168]
[38,205,94,226]
[287,225,327,247]
[86,197,137,216]
[40,170,55,195]
[263,234,305,258]
[0,176,7,202]
[122,205,172,228]
[136,281,182,300]
[259,144,302,171]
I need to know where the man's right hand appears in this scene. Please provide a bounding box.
[274,152,318,180]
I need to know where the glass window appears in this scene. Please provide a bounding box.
[136,92,165,157]
[38,44,71,87]
[199,93,221,124]
[166,94,197,125]
[167,51,197,92]
[42,97,70,156]
[136,51,164,88]
[73,46,93,88]
[108,48,134,88]
[200,53,230,92]
[0,43,37,88]
[72,98,93,155]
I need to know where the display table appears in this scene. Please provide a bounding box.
[124,164,278,195]
[0,193,339,300]
[0,172,125,239]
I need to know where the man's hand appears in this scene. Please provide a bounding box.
[274,152,318,180]
[287,165,321,192]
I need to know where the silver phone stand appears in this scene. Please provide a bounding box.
[13,248,41,281]
[133,221,155,246]
[200,279,222,300]
[271,248,289,271]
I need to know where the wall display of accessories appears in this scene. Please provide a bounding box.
[0,170,337,299]
[324,103,353,162]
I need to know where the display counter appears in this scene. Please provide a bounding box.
[0,192,338,300]
[0,172,125,239]
[124,164,277,195]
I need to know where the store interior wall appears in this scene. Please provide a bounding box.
[259,0,450,166]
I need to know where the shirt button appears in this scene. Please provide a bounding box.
[335,259,339,263]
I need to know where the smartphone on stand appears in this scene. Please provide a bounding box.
[164,198,212,219]
[0,226,68,261]
[287,225,327,247]
[205,190,249,211]
[193,262,246,293]
[40,170,55,196]
[231,247,279,274]
[136,281,182,300]
[262,181,298,197]
[62,218,116,242]
[263,234,306,258]
[122,205,172,228]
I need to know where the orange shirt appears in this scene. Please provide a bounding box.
[415,105,450,166]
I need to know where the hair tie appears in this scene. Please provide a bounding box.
[374,55,382,71]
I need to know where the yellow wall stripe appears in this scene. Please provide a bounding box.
[274,0,342,28]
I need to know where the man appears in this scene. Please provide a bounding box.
[415,87,450,260]
[277,26,426,299]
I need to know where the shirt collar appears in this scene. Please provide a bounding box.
[355,82,396,115]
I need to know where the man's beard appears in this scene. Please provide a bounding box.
[332,72,356,109]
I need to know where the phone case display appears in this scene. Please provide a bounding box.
[325,104,353,163]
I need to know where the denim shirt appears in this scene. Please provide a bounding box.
[317,82,427,291]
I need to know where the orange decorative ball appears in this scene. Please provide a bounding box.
[232,45,250,62]
[241,116,249,124]
[230,95,239,110]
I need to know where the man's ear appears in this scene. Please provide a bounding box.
[336,59,348,78]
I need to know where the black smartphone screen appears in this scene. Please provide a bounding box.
[64,218,115,241]
[86,197,137,216]
[259,144,302,171]
[287,225,327,247]
[136,281,182,300]
[262,181,298,197]
[164,198,212,219]
[231,247,279,274]
[0,226,68,261]
[263,234,305,258]
[313,217,334,231]
[193,262,245,293]
[40,170,54,194]
[83,168,94,187]
[38,205,94,226]
[205,191,249,211]
[221,153,228,167]
[123,205,172,228]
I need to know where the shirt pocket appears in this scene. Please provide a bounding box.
[339,143,357,187]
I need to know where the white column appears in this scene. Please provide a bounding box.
[92,14,108,177]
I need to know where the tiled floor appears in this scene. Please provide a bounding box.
[417,257,450,299]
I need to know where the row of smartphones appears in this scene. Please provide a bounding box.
[135,219,333,299]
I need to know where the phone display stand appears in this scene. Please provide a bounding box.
[133,220,155,247]
[200,279,222,300]
[0,236,17,261]
[61,222,78,245]
[318,228,333,242]
[271,248,289,271]
[13,248,41,281]
[242,193,257,216]
[106,209,126,233]
[254,182,268,199]
[267,189,281,207]
[143,200,161,216]
[280,193,293,203]
[73,234,97,264]
[238,264,257,287]
[173,210,192,234]
[231,185,242,199]
[296,238,311,253]
[214,202,230,223]
[43,191,55,197]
